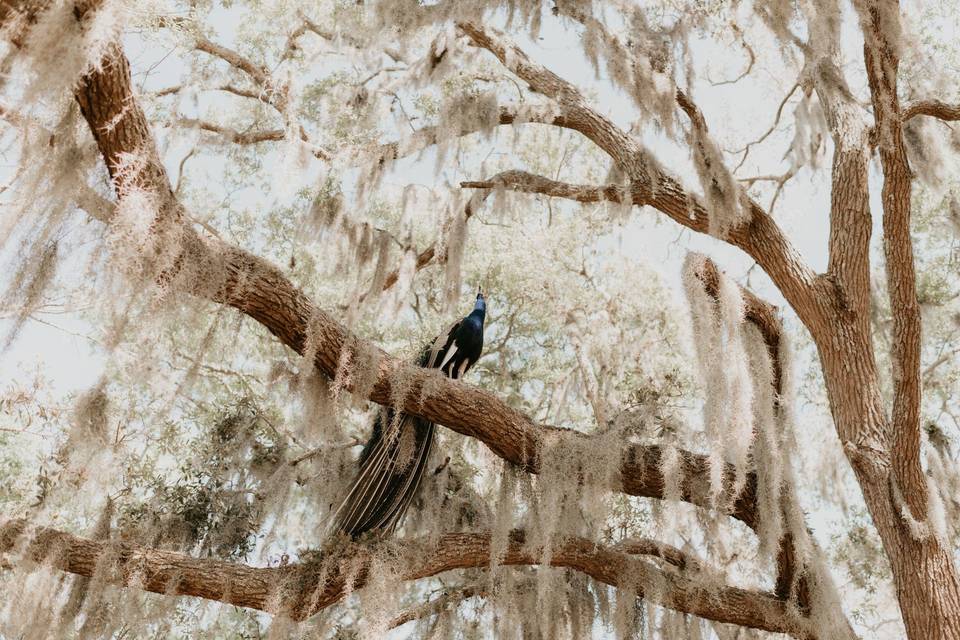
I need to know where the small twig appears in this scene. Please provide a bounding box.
[709,26,756,87]
[289,439,363,466]
[731,83,799,172]
[432,456,451,475]
[389,585,486,629]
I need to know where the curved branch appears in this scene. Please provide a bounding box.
[461,170,629,204]
[388,585,486,629]
[730,83,798,171]
[902,99,960,123]
[0,520,810,637]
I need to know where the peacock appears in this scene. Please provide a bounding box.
[330,289,487,538]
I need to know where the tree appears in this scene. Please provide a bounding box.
[0,0,958,638]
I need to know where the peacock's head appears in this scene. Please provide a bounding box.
[473,286,487,316]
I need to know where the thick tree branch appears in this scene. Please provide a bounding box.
[860,3,925,519]
[0,520,811,637]
[73,46,179,208]
[815,75,871,316]
[691,257,784,391]
[802,57,895,473]
[902,99,960,123]
[75,191,759,527]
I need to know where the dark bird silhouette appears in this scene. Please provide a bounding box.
[331,289,487,538]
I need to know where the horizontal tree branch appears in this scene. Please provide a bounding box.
[388,585,486,629]
[0,520,810,636]
[461,170,630,203]
[902,99,960,123]
[178,118,287,145]
[174,118,329,160]
[354,103,569,167]
[151,83,269,103]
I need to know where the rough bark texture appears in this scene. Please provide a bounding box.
[852,4,960,637]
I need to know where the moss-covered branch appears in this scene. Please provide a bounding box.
[0,519,811,636]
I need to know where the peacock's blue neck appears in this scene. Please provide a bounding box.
[468,298,486,325]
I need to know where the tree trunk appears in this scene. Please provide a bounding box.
[862,476,960,640]
[818,333,960,639]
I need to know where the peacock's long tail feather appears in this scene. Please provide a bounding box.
[330,410,435,538]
